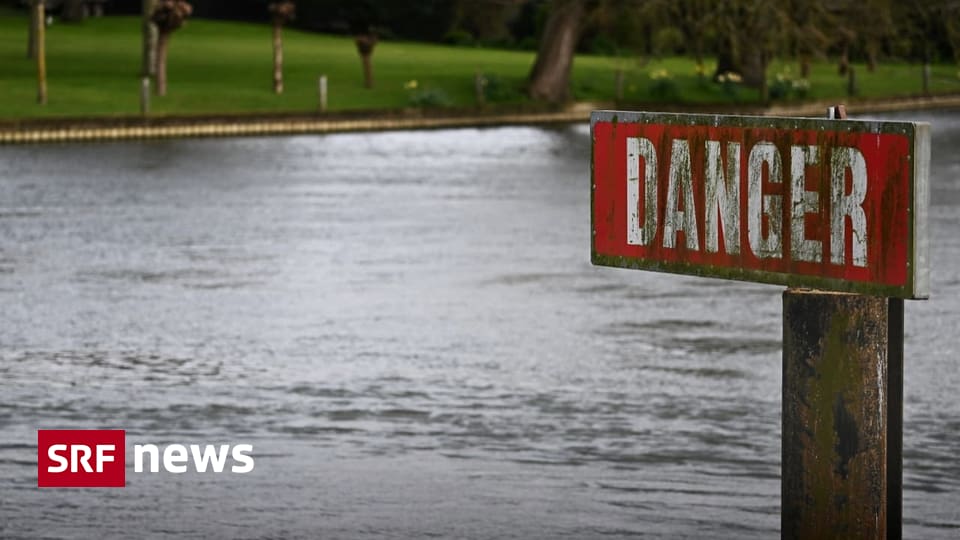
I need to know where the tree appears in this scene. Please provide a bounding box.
[143,0,159,78]
[150,0,193,97]
[26,0,47,104]
[639,0,715,75]
[354,33,377,89]
[527,0,587,103]
[848,0,894,72]
[338,0,384,89]
[268,1,296,94]
[781,0,836,78]
[31,0,47,104]
[709,0,791,101]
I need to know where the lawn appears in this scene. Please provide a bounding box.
[1,8,959,119]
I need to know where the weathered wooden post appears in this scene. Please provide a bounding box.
[591,107,929,539]
[142,0,158,79]
[140,76,151,116]
[782,105,910,539]
[318,75,328,112]
[33,0,47,105]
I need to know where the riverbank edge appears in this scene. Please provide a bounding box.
[2,94,959,144]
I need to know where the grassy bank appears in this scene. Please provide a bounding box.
[2,8,959,119]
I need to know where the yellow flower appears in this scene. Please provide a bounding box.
[403,80,419,90]
[650,68,671,81]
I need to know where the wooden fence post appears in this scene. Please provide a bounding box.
[34,0,47,105]
[318,75,328,112]
[781,105,903,540]
[140,76,151,116]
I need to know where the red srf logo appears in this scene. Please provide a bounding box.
[37,430,126,488]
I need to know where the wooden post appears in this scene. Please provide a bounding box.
[318,75,328,112]
[781,105,903,540]
[272,22,283,94]
[34,0,47,105]
[142,0,158,78]
[140,76,150,115]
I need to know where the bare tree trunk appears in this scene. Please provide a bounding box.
[714,38,738,80]
[273,23,283,94]
[526,0,585,103]
[361,54,373,88]
[838,42,849,76]
[866,45,877,73]
[354,34,376,89]
[739,48,766,89]
[155,31,170,96]
[33,0,47,105]
[800,54,811,78]
[142,0,158,78]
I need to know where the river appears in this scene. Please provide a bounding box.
[1,109,958,538]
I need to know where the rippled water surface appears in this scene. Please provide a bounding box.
[1,110,958,539]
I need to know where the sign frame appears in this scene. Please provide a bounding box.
[590,110,930,299]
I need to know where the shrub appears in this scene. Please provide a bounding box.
[649,68,678,100]
[443,29,475,47]
[408,87,452,107]
[478,73,518,103]
[716,71,742,102]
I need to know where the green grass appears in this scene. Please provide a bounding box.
[1,8,959,119]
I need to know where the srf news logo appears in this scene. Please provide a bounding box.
[37,430,254,488]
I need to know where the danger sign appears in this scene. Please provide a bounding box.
[591,111,929,299]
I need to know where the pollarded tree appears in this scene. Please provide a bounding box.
[143,0,159,78]
[151,0,193,97]
[341,0,383,89]
[354,32,377,89]
[268,1,296,94]
[29,0,47,104]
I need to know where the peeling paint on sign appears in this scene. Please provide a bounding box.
[591,111,930,299]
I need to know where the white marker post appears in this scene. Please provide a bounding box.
[140,76,151,116]
[318,75,328,112]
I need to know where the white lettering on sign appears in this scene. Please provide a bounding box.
[664,139,699,249]
[704,141,741,255]
[748,142,783,259]
[831,147,869,267]
[623,138,872,267]
[626,137,657,246]
[790,145,822,263]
